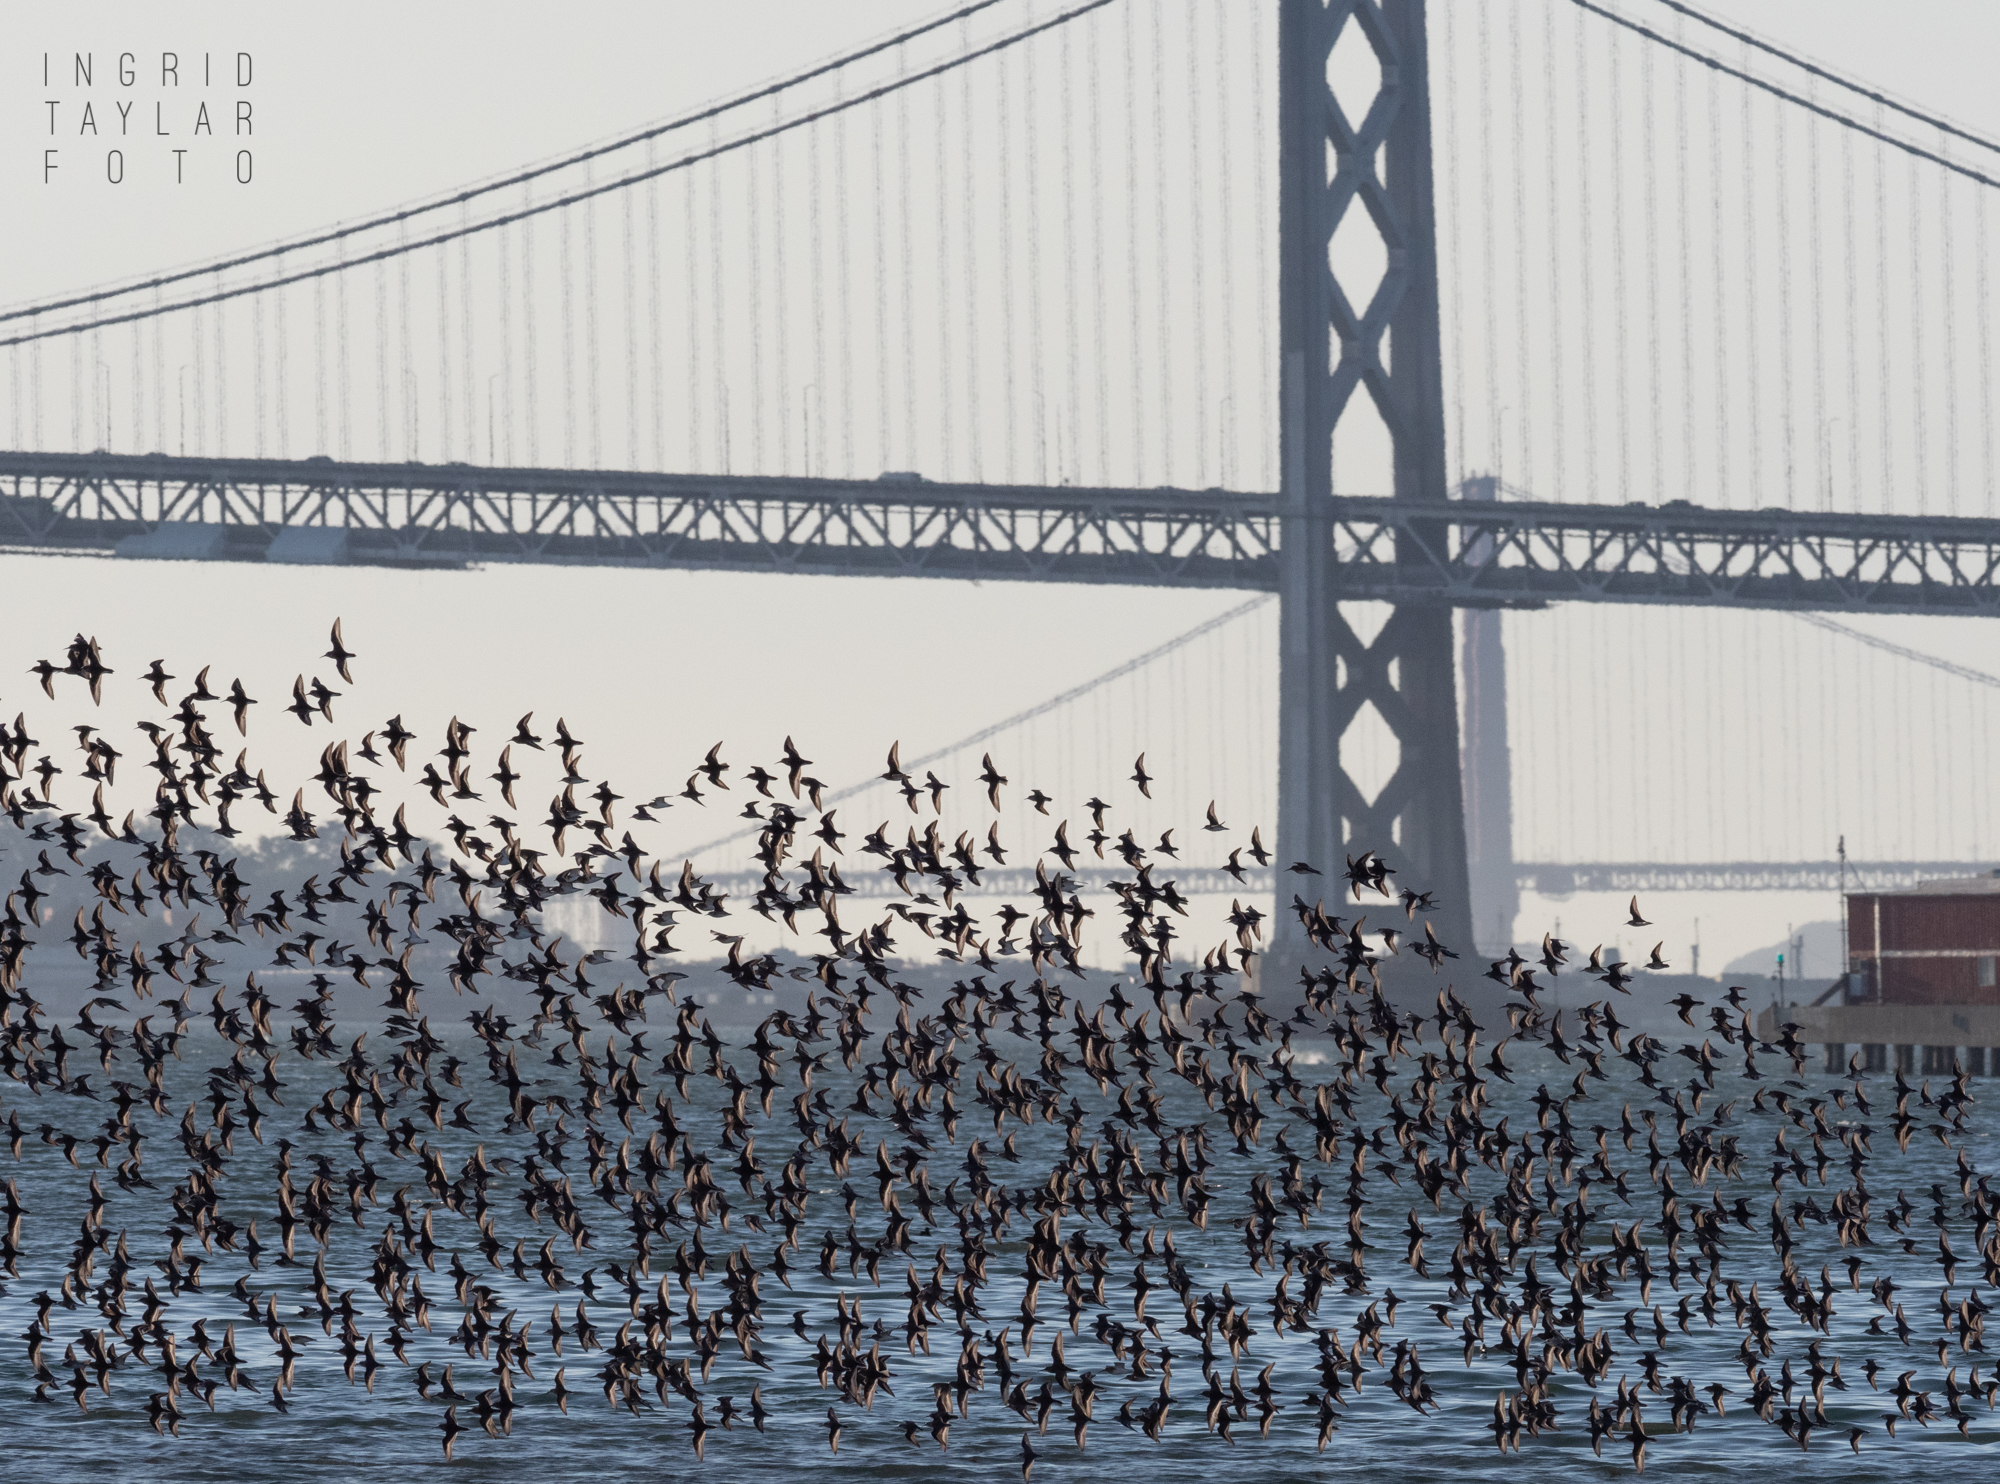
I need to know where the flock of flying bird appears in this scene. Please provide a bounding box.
[0,622,1996,1473]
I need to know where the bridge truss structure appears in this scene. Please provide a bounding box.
[5,451,1998,619]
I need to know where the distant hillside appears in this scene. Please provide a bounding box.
[1722,917,1844,983]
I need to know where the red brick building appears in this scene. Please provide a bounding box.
[1848,873,2000,1005]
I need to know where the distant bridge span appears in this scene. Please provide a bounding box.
[693,860,1994,900]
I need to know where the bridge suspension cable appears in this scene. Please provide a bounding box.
[0,1,1029,329]
[1567,0,2000,190]
[0,0,1122,350]
[1795,612,2000,691]
[679,592,1274,863]
[1641,0,2000,158]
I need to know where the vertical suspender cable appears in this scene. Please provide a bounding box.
[1739,50,1764,505]
[436,242,452,461]
[1438,2,1465,487]
[1607,21,1633,503]
[933,67,955,480]
[584,166,596,468]
[460,207,476,463]
[1873,122,1893,514]
[1183,0,1207,488]
[1978,183,1995,514]
[152,289,166,453]
[1706,65,1728,506]
[1673,16,1695,507]
[1213,0,1239,488]
[1027,5,1049,486]
[745,138,765,472]
[522,188,540,465]
[1907,152,1929,514]
[623,173,638,468]
[129,320,142,455]
[1773,76,1796,505]
[1841,126,1861,512]
[1640,37,1663,504]
[1507,3,1535,492]
[1124,2,1147,486]
[197,286,213,454]
[251,288,265,457]
[495,218,512,466]
[997,24,1020,478]
[1479,3,1501,479]
[274,264,290,455]
[683,145,702,471]
[645,148,662,471]
[1930,662,1946,854]
[710,125,731,473]
[70,328,83,454]
[1666,611,1684,859]
[1090,11,1112,486]
[1807,83,1828,508]
[213,276,229,456]
[252,290,268,454]
[314,266,328,456]
[548,204,564,466]
[1556,4,1582,500]
[873,80,892,474]
[1061,10,1083,485]
[398,224,414,458]
[808,88,826,479]
[1938,148,1960,515]
[398,224,418,456]
[29,313,41,453]
[835,74,856,479]
[898,46,919,471]
[1250,2,1274,491]
[961,16,984,482]
[773,98,793,477]
[191,299,206,455]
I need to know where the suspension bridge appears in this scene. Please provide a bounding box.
[4,0,1998,959]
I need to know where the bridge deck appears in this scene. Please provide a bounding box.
[4,451,1998,615]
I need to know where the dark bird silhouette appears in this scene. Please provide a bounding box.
[1131,753,1153,797]
[0,621,1974,1479]
[228,679,257,735]
[1246,826,1272,867]
[980,753,1008,810]
[325,619,356,683]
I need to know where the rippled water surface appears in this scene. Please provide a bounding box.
[3,998,1998,1483]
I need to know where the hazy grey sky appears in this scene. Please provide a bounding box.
[10,0,1999,299]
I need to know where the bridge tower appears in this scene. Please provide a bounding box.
[1458,475,1520,949]
[1274,0,1477,975]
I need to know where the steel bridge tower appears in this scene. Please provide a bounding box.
[1275,0,1477,970]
